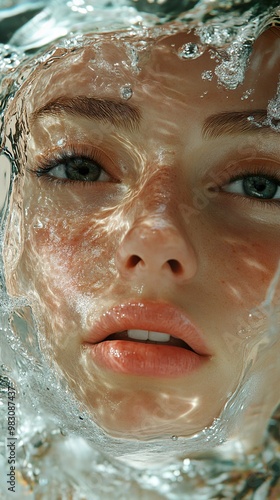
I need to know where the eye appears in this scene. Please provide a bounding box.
[37,155,112,183]
[223,174,280,200]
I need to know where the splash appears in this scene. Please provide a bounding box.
[0,0,279,88]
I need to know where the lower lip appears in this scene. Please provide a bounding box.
[87,340,208,377]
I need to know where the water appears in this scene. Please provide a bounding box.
[0,0,280,498]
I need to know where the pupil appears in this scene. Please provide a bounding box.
[243,176,277,199]
[66,158,101,181]
[78,166,90,176]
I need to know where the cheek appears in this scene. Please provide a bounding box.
[194,220,280,352]
[202,211,280,306]
[217,236,280,347]
[18,208,121,321]
[224,240,279,299]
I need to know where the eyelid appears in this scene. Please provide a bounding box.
[206,158,280,190]
[205,158,280,209]
[29,142,120,182]
[225,170,280,185]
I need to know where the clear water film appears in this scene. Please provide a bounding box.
[0,1,280,498]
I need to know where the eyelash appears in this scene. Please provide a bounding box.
[28,144,117,185]
[213,163,280,206]
[29,147,280,208]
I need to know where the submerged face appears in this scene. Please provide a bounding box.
[3,29,280,441]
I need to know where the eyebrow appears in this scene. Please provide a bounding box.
[31,96,141,131]
[202,110,275,139]
[31,99,276,140]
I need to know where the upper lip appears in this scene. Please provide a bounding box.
[83,300,211,356]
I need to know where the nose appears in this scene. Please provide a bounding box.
[115,218,197,284]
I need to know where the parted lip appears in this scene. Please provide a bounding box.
[83,300,211,356]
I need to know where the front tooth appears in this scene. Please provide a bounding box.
[148,331,170,342]
[127,329,149,340]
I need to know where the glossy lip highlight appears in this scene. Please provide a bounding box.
[83,301,211,377]
[84,300,210,355]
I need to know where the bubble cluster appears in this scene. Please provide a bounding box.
[197,25,235,47]
[214,40,253,89]
[201,69,213,81]
[0,44,24,72]
[266,78,280,131]
[241,88,254,100]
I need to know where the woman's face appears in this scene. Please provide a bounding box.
[4,30,280,440]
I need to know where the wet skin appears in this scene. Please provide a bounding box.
[3,29,280,441]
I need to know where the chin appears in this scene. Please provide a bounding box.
[83,390,222,440]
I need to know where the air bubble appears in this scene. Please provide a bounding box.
[178,43,205,60]
[120,85,133,100]
[241,88,253,100]
[33,221,43,229]
[201,70,213,81]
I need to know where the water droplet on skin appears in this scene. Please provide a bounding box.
[120,85,133,100]
[178,43,205,60]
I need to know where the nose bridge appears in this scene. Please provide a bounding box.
[136,164,177,214]
[133,163,192,241]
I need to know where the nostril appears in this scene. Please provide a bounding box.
[127,255,142,268]
[167,259,183,274]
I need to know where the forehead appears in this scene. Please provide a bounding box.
[19,29,280,119]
